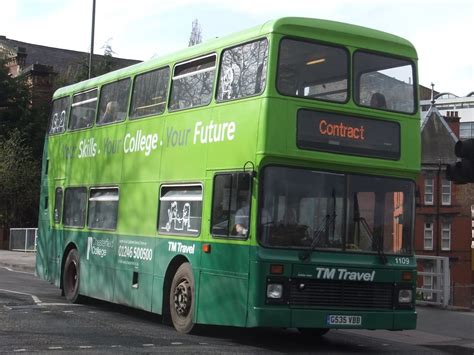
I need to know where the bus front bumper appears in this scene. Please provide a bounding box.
[247,307,417,330]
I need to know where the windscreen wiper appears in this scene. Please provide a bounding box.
[299,213,336,261]
[353,193,387,264]
[355,216,387,265]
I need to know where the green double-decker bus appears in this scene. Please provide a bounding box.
[37,17,420,334]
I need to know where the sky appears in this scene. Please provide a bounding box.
[1,0,473,95]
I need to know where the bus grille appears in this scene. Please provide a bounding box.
[289,279,394,309]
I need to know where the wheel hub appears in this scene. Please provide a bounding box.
[67,261,77,289]
[174,279,191,316]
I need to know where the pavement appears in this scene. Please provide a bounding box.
[0,249,36,273]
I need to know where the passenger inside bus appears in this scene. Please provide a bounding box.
[102,101,119,123]
[370,92,387,109]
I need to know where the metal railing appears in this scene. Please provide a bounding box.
[9,228,37,252]
[416,255,450,308]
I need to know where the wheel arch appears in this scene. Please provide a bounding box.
[162,255,190,319]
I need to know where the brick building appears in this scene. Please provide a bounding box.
[416,105,474,309]
[0,35,140,109]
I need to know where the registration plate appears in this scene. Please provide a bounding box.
[327,315,362,326]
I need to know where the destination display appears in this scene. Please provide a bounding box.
[297,109,400,160]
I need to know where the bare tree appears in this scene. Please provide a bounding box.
[188,19,202,47]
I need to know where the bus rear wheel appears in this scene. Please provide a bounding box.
[298,328,330,337]
[63,249,81,303]
[169,263,195,333]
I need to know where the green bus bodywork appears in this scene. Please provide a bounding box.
[37,17,420,333]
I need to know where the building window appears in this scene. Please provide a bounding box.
[441,222,451,251]
[441,179,451,205]
[460,122,474,140]
[424,222,433,250]
[422,263,433,301]
[158,185,202,236]
[424,177,434,205]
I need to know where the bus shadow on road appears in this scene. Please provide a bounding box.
[193,325,378,353]
[80,297,377,353]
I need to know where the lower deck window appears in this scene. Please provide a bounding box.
[63,187,87,228]
[54,187,63,224]
[158,185,202,236]
[87,188,119,230]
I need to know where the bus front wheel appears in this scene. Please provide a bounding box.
[63,249,81,303]
[169,262,195,333]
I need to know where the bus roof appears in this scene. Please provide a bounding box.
[54,17,417,98]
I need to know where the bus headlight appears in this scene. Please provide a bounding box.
[267,283,283,299]
[398,289,412,303]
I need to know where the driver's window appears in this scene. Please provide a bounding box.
[211,173,251,238]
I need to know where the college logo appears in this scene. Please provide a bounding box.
[86,236,114,260]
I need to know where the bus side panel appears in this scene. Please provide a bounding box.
[112,235,156,311]
[150,238,202,315]
[197,242,250,326]
[76,230,116,302]
[89,124,125,183]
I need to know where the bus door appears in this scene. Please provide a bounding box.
[36,156,50,281]
[49,185,65,286]
[198,172,252,326]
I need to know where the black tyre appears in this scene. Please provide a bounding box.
[169,263,195,333]
[63,249,81,303]
[298,328,330,337]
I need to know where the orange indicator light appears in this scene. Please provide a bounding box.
[270,264,284,274]
[402,271,412,281]
[202,244,211,253]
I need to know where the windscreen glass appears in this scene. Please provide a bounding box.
[277,38,348,102]
[259,166,413,255]
[354,51,415,113]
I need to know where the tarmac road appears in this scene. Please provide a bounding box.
[1,250,473,354]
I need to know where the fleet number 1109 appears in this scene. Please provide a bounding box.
[395,257,410,265]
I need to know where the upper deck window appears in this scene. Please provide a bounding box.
[277,39,348,103]
[130,67,170,119]
[69,89,98,131]
[354,51,415,114]
[97,78,130,125]
[49,96,70,135]
[169,54,216,111]
[217,39,268,101]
